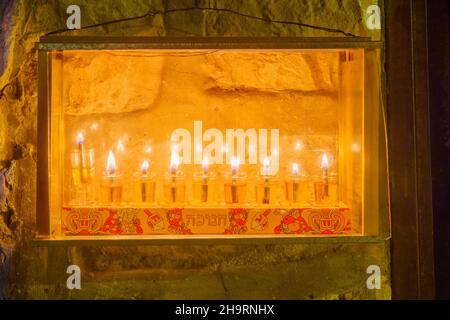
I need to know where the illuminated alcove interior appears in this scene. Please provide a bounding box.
[43,47,385,237]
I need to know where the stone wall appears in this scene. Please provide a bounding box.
[0,0,390,299]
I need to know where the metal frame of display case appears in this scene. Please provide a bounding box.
[36,36,382,50]
[35,37,389,248]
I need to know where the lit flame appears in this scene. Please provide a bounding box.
[106,150,117,176]
[170,151,180,174]
[202,156,209,175]
[76,132,84,145]
[262,157,271,175]
[292,162,299,176]
[141,160,149,175]
[321,153,329,170]
[231,156,240,175]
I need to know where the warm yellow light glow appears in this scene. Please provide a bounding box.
[231,156,240,175]
[144,145,153,154]
[76,132,84,145]
[90,122,99,131]
[106,150,117,175]
[170,151,180,174]
[262,157,271,175]
[321,153,329,170]
[292,162,299,176]
[141,160,149,175]
[54,48,374,238]
[202,156,209,175]
[351,143,361,153]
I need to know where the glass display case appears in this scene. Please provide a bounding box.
[36,37,389,240]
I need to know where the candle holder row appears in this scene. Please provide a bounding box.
[70,168,339,206]
[69,138,338,207]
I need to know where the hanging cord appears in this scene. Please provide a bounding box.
[44,6,359,37]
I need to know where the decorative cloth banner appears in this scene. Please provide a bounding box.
[62,206,352,236]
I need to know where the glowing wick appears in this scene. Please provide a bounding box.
[170,151,180,175]
[291,162,300,203]
[231,156,240,176]
[76,132,84,145]
[292,162,299,176]
[76,132,87,182]
[106,150,117,176]
[321,153,329,170]
[262,157,271,176]
[202,157,209,175]
[141,160,149,175]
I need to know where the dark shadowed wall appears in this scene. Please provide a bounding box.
[428,0,450,300]
[0,0,390,299]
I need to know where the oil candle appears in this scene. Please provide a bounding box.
[135,160,156,204]
[193,157,216,204]
[314,153,338,204]
[100,150,123,204]
[224,157,247,204]
[255,157,278,205]
[71,132,94,186]
[285,162,309,204]
[164,151,186,204]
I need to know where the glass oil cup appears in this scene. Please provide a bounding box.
[100,174,123,205]
[255,175,278,205]
[192,172,216,204]
[224,173,247,205]
[164,172,186,204]
[285,175,309,205]
[70,148,95,204]
[314,174,338,205]
[135,173,156,204]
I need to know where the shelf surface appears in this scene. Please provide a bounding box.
[33,234,390,247]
